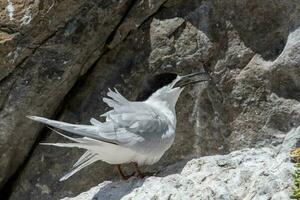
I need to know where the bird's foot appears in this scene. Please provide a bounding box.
[135,171,155,178]
[131,162,157,179]
[116,164,135,180]
[121,172,135,180]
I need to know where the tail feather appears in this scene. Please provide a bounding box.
[27,115,99,137]
[46,127,83,143]
[40,142,93,149]
[39,128,102,149]
[28,117,129,181]
[27,115,118,144]
[39,128,103,181]
[73,151,94,168]
[60,154,99,181]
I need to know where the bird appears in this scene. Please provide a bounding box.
[27,71,208,181]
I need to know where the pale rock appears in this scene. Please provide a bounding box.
[63,126,300,200]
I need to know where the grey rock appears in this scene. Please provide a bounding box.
[8,13,209,199]
[0,0,146,192]
[149,17,215,69]
[2,0,300,199]
[107,0,168,48]
[6,1,169,199]
[63,125,300,200]
[0,0,89,81]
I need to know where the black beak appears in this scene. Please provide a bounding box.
[176,71,209,87]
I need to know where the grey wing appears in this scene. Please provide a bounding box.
[102,89,169,147]
[29,89,168,148]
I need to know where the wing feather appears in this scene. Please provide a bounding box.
[102,101,169,148]
[103,88,130,109]
[30,90,168,149]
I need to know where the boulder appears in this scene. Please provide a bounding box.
[1,0,300,199]
[0,0,166,195]
[63,125,300,200]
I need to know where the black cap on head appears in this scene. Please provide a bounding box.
[136,72,177,101]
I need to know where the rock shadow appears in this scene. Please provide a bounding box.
[92,158,190,200]
[92,179,145,200]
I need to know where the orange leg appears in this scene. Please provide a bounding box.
[132,162,157,178]
[116,164,134,180]
[132,162,146,178]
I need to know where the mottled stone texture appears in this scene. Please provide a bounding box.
[64,126,300,200]
[0,0,299,199]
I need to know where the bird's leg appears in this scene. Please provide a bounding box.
[116,164,134,180]
[132,162,156,178]
[132,162,146,178]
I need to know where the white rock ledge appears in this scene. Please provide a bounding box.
[62,127,300,200]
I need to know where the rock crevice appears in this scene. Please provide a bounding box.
[0,0,299,199]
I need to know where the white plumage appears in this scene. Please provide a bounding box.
[28,77,185,181]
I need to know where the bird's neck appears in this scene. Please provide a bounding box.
[143,86,183,128]
[145,98,177,128]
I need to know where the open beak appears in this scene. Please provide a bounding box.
[175,71,209,87]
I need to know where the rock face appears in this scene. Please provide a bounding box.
[0,0,167,197]
[1,0,300,199]
[0,0,136,187]
[63,125,300,200]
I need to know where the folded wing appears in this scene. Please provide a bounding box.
[29,88,168,147]
[27,88,169,181]
[101,89,169,148]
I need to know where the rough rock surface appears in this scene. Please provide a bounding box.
[1,0,300,199]
[0,0,167,196]
[0,0,139,189]
[63,125,300,200]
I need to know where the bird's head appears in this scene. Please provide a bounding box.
[137,71,209,110]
